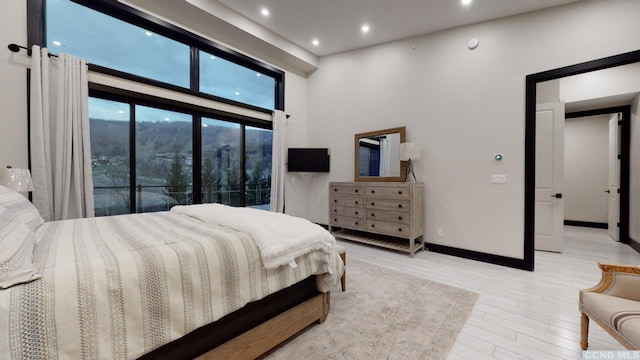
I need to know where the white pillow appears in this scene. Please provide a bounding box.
[0,205,41,289]
[0,185,45,230]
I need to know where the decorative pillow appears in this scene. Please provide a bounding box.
[0,185,45,230]
[0,205,41,289]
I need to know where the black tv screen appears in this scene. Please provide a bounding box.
[287,148,330,172]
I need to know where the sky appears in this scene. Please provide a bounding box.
[48,0,276,114]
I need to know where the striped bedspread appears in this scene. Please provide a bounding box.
[0,211,343,359]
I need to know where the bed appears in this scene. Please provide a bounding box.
[0,185,344,359]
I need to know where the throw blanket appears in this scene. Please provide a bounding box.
[171,204,337,269]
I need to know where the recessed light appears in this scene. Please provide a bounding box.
[261,8,269,16]
[361,24,370,34]
[461,0,472,5]
[210,55,216,60]
[52,40,62,46]
[164,117,170,121]
[235,91,240,96]
[312,39,320,46]
[117,110,124,114]
[256,73,261,77]
[203,124,208,128]
[145,31,153,36]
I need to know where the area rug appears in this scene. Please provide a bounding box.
[262,258,479,360]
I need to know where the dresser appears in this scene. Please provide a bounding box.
[328,182,424,257]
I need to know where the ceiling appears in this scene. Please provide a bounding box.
[216,0,581,56]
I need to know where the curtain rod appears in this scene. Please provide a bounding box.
[8,43,59,58]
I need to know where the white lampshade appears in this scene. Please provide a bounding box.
[400,143,421,161]
[0,167,34,192]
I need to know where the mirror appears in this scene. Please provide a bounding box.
[355,126,407,182]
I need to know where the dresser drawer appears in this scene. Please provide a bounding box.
[366,198,410,211]
[330,196,364,208]
[366,220,410,238]
[365,186,410,199]
[330,215,365,230]
[330,184,364,196]
[330,206,364,218]
[367,210,409,224]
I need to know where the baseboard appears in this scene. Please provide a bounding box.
[629,237,640,254]
[425,243,533,271]
[564,220,607,229]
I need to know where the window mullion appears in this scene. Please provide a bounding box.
[193,114,202,204]
[129,102,137,214]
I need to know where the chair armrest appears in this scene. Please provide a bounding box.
[580,263,640,304]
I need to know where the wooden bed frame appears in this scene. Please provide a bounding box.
[139,276,330,359]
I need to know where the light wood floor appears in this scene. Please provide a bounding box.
[338,226,640,360]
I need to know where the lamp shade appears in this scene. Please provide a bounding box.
[400,143,421,161]
[0,167,34,192]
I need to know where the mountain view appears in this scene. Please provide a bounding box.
[90,118,272,216]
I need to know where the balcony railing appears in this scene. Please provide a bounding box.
[93,184,271,216]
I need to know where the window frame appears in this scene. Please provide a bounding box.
[29,0,285,112]
[28,0,281,213]
[89,88,273,212]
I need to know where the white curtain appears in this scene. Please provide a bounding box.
[30,46,94,221]
[270,110,287,213]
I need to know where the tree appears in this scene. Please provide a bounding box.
[202,154,218,203]
[246,161,263,206]
[165,153,189,204]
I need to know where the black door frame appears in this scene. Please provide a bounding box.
[524,50,640,271]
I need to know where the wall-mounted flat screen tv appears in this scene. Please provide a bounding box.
[287,148,330,172]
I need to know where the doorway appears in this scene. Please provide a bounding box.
[524,50,640,271]
[565,108,626,242]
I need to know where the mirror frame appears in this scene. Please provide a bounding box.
[354,126,407,182]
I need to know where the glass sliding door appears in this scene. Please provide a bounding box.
[245,126,272,209]
[201,118,241,206]
[135,105,193,212]
[89,97,130,216]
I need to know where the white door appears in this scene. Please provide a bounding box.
[535,102,565,252]
[608,114,620,241]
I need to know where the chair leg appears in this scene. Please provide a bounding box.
[340,252,346,292]
[581,313,589,350]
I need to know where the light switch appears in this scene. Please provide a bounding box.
[491,174,507,184]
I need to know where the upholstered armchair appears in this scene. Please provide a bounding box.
[580,262,640,350]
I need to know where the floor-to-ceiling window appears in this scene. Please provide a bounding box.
[37,0,282,215]
[135,106,193,213]
[89,97,130,216]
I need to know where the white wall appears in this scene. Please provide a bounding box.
[560,62,640,104]
[564,115,609,223]
[305,0,640,259]
[632,94,640,241]
[0,0,29,170]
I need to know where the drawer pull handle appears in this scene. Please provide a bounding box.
[398,204,402,208]
[355,189,358,193]
[371,202,375,206]
[355,211,358,215]
[334,189,337,192]
[371,213,375,217]
[355,222,359,225]
[355,201,359,205]
[371,224,375,228]
[398,216,402,220]
[371,190,375,194]
[398,228,403,232]
[334,219,337,222]
[334,209,337,212]
[398,191,402,195]
[334,199,337,203]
